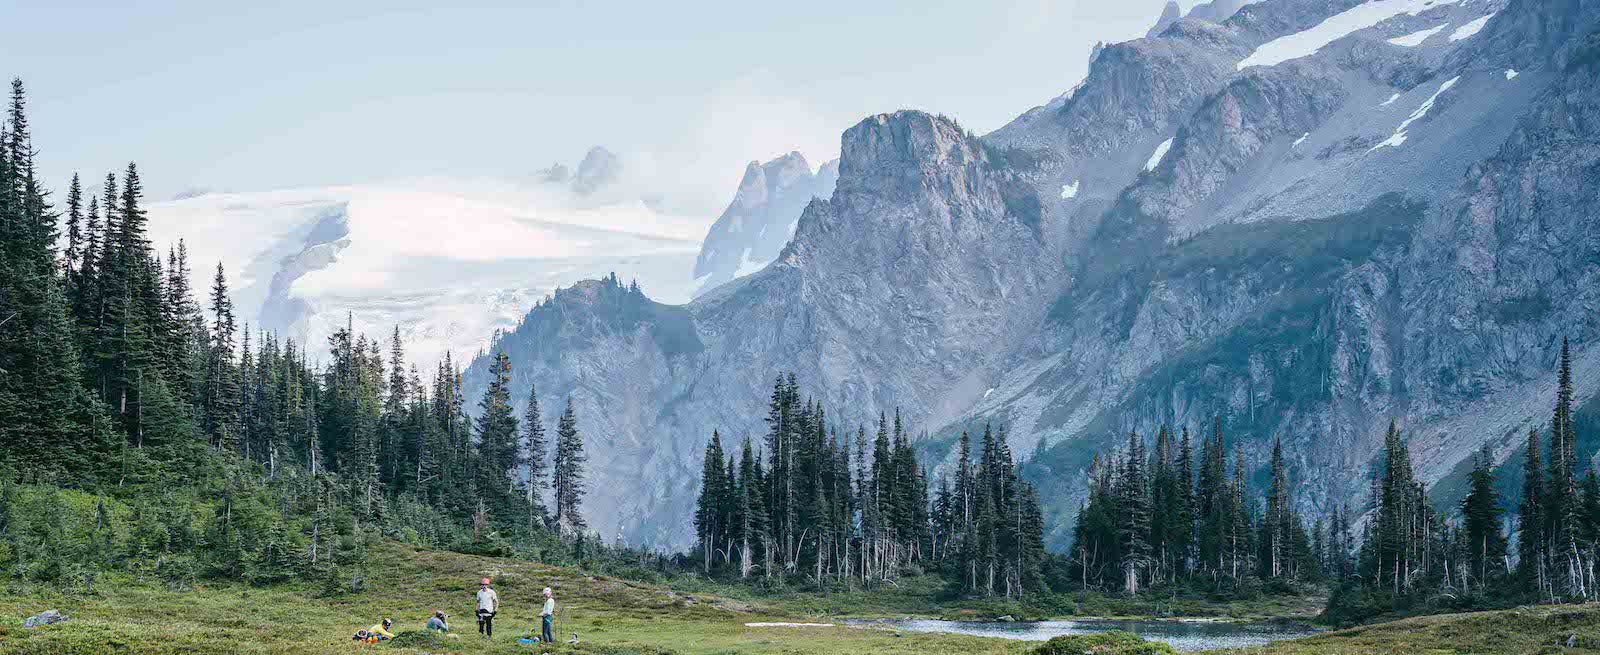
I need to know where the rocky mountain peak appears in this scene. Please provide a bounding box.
[836,111,987,201]
[1147,0,1183,38]
[573,146,622,195]
[731,161,770,209]
[766,151,813,187]
[691,151,839,297]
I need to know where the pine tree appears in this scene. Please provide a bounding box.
[63,173,82,277]
[1518,426,1544,590]
[203,262,240,449]
[1461,444,1507,589]
[1227,442,1250,583]
[1263,436,1291,580]
[381,327,410,493]
[474,352,519,522]
[552,397,588,537]
[695,430,729,571]
[735,437,765,578]
[0,80,108,478]
[1548,337,1583,598]
[1175,426,1195,578]
[1118,431,1151,594]
[1197,419,1229,575]
[519,383,549,530]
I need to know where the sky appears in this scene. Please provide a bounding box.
[6,0,1183,217]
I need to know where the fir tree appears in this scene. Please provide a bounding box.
[552,397,587,537]
[695,430,729,571]
[474,352,519,521]
[519,383,548,530]
[1518,427,1544,590]
[1118,431,1151,594]
[203,262,240,449]
[1461,444,1507,589]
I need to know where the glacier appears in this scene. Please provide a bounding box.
[146,182,704,368]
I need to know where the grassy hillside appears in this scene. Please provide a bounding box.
[0,540,1029,655]
[1204,605,1600,654]
[8,538,1600,654]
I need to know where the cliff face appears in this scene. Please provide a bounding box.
[468,111,1057,546]
[467,0,1600,550]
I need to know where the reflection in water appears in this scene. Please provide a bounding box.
[866,618,1318,652]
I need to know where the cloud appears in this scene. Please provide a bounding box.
[628,70,846,218]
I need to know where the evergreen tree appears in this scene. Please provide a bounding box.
[519,383,548,530]
[552,397,587,537]
[203,262,240,449]
[695,430,729,571]
[1461,444,1507,589]
[474,352,519,521]
[1263,437,1291,579]
[0,80,108,478]
[1118,431,1151,594]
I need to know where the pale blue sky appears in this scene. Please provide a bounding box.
[7,0,1179,213]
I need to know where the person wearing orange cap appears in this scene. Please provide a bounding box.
[475,577,499,639]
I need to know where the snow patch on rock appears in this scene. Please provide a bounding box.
[1388,24,1447,47]
[1450,14,1494,41]
[1505,68,1519,80]
[1371,75,1460,152]
[1146,138,1174,172]
[1060,180,1080,199]
[1381,92,1402,106]
[1238,0,1463,69]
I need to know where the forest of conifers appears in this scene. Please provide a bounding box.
[690,379,1049,597]
[0,78,597,589]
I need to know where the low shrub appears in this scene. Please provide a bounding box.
[1030,630,1177,655]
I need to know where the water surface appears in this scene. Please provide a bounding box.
[869,618,1318,652]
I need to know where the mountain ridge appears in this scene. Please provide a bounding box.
[465,0,1600,550]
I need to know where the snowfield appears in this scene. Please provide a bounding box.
[1451,14,1494,41]
[147,183,703,368]
[1238,0,1463,69]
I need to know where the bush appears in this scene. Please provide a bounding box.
[384,630,451,649]
[1031,631,1177,655]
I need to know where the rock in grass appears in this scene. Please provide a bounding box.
[1030,631,1177,655]
[22,610,67,628]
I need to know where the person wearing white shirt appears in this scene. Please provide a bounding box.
[539,586,555,643]
[475,577,499,639]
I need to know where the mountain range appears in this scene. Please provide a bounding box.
[459,0,1600,550]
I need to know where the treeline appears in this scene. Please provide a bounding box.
[1326,338,1594,623]
[1067,425,1321,597]
[0,79,592,588]
[693,375,1047,598]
